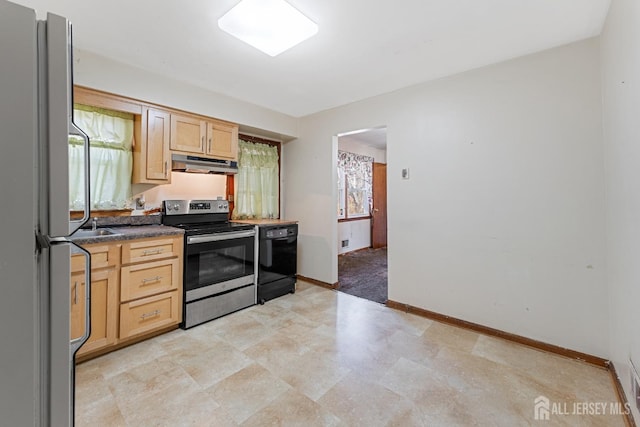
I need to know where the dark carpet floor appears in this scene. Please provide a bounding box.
[338,247,388,304]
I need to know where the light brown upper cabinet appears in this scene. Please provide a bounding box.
[207,120,238,160]
[74,86,240,186]
[133,107,171,184]
[170,113,207,154]
[171,112,238,161]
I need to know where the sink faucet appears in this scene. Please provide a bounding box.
[92,217,98,231]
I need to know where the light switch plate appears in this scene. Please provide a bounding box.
[402,168,410,180]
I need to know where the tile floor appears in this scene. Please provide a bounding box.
[76,281,627,426]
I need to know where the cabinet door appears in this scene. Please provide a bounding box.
[146,108,171,182]
[71,267,119,356]
[206,121,238,160]
[170,113,206,154]
[70,270,86,344]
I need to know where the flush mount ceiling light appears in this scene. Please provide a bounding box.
[218,0,318,57]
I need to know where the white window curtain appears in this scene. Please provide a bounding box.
[69,105,133,210]
[337,150,374,218]
[232,140,279,219]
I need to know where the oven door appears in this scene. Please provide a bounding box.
[185,230,256,302]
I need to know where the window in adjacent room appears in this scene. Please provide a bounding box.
[69,105,133,210]
[337,150,374,219]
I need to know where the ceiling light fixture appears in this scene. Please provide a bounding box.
[218,0,318,57]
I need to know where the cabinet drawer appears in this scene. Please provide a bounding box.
[120,258,179,302]
[71,243,120,272]
[71,254,85,273]
[88,244,121,269]
[119,291,180,339]
[122,237,181,264]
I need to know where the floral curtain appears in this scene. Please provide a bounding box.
[69,105,133,210]
[232,140,279,219]
[337,150,374,218]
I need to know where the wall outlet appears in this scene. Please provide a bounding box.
[135,196,145,210]
[341,239,349,248]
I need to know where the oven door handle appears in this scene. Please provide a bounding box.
[187,230,256,244]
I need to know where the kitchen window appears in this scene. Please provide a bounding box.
[337,150,373,220]
[69,105,133,210]
[232,138,280,219]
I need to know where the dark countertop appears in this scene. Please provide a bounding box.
[69,225,184,246]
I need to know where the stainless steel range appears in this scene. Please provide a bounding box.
[161,199,257,328]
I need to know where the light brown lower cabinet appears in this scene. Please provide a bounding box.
[70,267,118,357]
[71,235,183,361]
[120,291,180,339]
[70,270,86,343]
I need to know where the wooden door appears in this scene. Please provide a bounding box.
[170,113,206,154]
[371,162,387,248]
[146,108,171,182]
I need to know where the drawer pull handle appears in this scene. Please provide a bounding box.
[141,276,162,284]
[140,309,161,320]
[73,282,78,305]
[142,248,164,256]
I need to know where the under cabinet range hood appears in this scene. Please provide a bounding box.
[171,154,238,175]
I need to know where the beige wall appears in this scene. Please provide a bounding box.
[601,0,640,420]
[286,38,608,357]
[132,173,227,211]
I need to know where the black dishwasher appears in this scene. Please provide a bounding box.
[258,224,297,304]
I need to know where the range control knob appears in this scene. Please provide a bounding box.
[173,203,180,211]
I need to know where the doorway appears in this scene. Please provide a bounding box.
[336,127,388,304]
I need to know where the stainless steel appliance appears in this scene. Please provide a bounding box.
[161,200,257,328]
[171,153,238,174]
[258,224,298,304]
[0,1,92,425]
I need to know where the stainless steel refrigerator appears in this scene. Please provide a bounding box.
[0,1,92,425]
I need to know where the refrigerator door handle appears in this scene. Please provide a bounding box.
[68,122,90,231]
[69,242,90,354]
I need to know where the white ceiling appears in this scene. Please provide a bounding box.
[14,0,611,118]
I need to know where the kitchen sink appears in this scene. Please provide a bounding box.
[73,228,121,238]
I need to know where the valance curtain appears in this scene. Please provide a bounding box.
[69,105,133,210]
[232,140,279,219]
[337,150,374,218]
